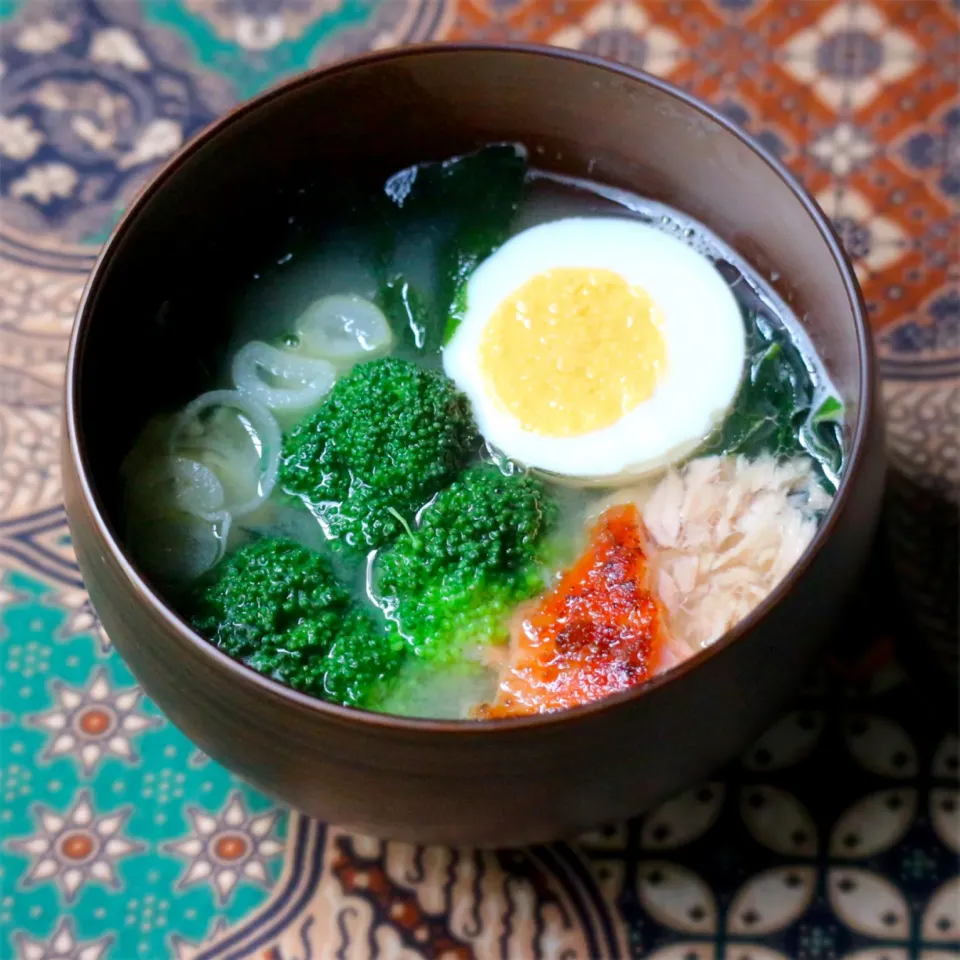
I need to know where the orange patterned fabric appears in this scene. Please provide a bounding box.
[0,1,955,957]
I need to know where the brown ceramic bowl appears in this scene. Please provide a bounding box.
[62,44,884,846]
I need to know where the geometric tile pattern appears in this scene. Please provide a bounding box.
[0,0,956,958]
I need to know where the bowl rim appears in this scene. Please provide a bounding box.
[65,41,875,735]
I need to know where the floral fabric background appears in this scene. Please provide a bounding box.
[0,0,957,957]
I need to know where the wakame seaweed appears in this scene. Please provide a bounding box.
[372,145,528,352]
[377,276,429,353]
[800,395,845,487]
[699,310,845,490]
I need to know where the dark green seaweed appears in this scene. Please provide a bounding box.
[699,310,844,491]
[377,276,429,354]
[372,145,527,352]
[800,395,845,486]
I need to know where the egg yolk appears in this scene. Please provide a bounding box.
[479,267,667,437]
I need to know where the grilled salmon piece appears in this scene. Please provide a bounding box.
[477,503,667,718]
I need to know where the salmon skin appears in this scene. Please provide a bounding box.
[477,503,666,718]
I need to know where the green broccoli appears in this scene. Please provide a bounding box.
[279,358,478,553]
[374,466,556,663]
[187,537,403,707]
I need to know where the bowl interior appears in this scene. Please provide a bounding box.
[74,45,865,618]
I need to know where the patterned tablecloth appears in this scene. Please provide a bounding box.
[0,0,957,957]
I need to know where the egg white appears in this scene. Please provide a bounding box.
[443,217,746,481]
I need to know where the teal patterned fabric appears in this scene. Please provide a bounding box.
[1,572,286,958]
[0,0,956,957]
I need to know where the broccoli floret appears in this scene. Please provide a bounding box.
[375,467,555,662]
[322,610,405,707]
[279,358,477,553]
[188,537,403,707]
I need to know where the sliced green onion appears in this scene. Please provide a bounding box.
[129,455,225,522]
[231,340,335,418]
[127,508,231,584]
[295,294,392,365]
[170,390,280,518]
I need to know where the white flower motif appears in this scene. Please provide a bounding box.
[640,782,725,850]
[10,163,79,204]
[0,114,44,161]
[923,877,960,942]
[550,1,684,77]
[89,28,150,72]
[741,785,818,857]
[26,667,160,775]
[780,3,919,110]
[578,822,629,850]
[183,0,339,51]
[727,867,817,936]
[932,733,959,779]
[930,788,959,855]
[14,917,112,960]
[829,788,917,858]
[829,868,910,939]
[741,708,826,771]
[811,122,875,177]
[15,18,72,54]
[32,81,71,112]
[6,789,144,902]
[816,187,908,280]
[168,918,230,960]
[236,14,286,50]
[637,860,814,952]
[70,113,115,152]
[162,790,284,904]
[28,79,130,156]
[637,861,718,935]
[815,728,955,950]
[118,118,183,170]
[843,713,919,778]
[829,869,959,947]
[43,585,111,652]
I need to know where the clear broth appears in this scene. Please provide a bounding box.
[216,168,843,718]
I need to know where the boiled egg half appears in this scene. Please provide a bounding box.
[443,217,746,481]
